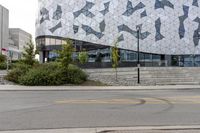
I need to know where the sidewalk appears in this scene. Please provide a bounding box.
[0,126,200,133]
[0,85,200,91]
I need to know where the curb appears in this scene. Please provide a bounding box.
[1,125,200,133]
[0,85,200,91]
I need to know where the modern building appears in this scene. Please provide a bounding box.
[0,5,9,54]
[36,0,200,67]
[9,28,32,60]
[0,4,32,60]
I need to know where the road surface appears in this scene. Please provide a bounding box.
[0,89,200,131]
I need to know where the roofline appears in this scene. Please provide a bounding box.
[9,28,32,37]
[0,4,9,11]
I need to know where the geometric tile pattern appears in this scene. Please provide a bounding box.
[100,2,110,15]
[140,10,147,18]
[40,7,50,24]
[82,24,104,39]
[122,1,145,16]
[178,5,189,39]
[99,20,106,32]
[155,0,174,9]
[118,24,151,40]
[155,18,165,41]
[36,0,200,55]
[117,34,125,42]
[53,5,62,20]
[73,1,95,18]
[49,22,62,33]
[193,0,199,7]
[193,17,200,46]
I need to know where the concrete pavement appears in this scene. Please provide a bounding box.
[1,126,200,133]
[0,85,200,91]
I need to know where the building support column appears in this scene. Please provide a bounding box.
[39,51,44,63]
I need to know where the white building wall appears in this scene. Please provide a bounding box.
[36,0,200,55]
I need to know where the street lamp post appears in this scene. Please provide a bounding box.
[136,26,141,84]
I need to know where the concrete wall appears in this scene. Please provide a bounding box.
[0,5,9,54]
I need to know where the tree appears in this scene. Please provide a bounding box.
[22,38,36,66]
[57,39,74,69]
[111,40,120,81]
[78,50,88,64]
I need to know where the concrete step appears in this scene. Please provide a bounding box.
[86,68,200,72]
[98,77,195,82]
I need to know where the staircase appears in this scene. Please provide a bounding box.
[85,67,200,86]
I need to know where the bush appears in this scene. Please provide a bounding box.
[65,64,88,84]
[0,63,7,70]
[18,63,87,86]
[19,62,65,86]
[6,61,88,86]
[5,63,31,83]
[0,54,6,63]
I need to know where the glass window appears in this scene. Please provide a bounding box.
[139,53,144,61]
[41,38,45,45]
[56,39,62,45]
[144,54,151,61]
[152,55,161,61]
[195,55,200,62]
[45,38,51,45]
[50,38,55,45]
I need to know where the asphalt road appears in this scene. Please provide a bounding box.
[0,89,200,131]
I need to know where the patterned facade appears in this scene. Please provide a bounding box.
[36,0,200,56]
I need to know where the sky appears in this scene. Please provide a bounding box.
[0,0,38,38]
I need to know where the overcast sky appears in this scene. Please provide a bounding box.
[0,0,37,38]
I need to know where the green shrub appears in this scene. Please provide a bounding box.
[0,54,6,63]
[18,63,87,86]
[5,63,31,83]
[65,64,88,84]
[0,63,7,70]
[6,61,88,86]
[19,62,65,86]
